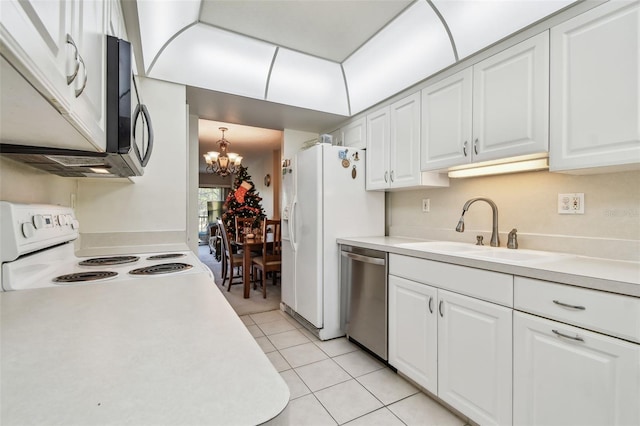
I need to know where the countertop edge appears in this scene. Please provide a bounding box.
[337,237,640,298]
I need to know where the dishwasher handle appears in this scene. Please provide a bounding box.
[341,251,386,265]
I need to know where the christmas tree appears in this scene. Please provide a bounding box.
[221,165,266,240]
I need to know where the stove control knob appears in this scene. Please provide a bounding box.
[70,220,80,230]
[66,214,74,224]
[22,222,36,239]
[58,214,68,226]
[32,214,45,229]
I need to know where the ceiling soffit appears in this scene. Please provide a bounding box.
[136,0,576,118]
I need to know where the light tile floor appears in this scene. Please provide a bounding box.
[241,309,469,426]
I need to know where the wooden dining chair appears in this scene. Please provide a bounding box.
[217,219,243,291]
[251,219,281,298]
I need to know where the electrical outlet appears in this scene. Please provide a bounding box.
[422,198,430,213]
[558,193,584,214]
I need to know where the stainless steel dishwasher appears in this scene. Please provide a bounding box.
[340,245,388,361]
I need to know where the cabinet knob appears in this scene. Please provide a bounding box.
[428,296,433,314]
[474,138,479,155]
[438,300,444,317]
[463,140,468,157]
[390,170,394,182]
[384,171,388,183]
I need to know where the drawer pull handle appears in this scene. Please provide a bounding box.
[428,296,433,314]
[553,300,586,310]
[438,300,444,317]
[552,329,584,342]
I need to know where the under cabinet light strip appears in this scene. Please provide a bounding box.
[448,158,549,178]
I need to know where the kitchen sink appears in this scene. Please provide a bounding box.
[396,240,570,264]
[396,241,486,252]
[459,248,568,263]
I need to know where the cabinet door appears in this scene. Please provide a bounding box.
[390,92,421,188]
[106,0,127,39]
[514,312,640,426]
[67,0,106,150]
[550,1,640,172]
[421,68,473,171]
[472,31,549,163]
[388,275,438,394]
[341,117,366,149]
[438,289,512,426]
[0,0,72,112]
[365,107,390,190]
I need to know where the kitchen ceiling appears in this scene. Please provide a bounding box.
[126,0,578,154]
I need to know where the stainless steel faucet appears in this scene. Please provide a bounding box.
[455,197,500,247]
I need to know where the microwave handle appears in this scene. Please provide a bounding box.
[133,103,154,167]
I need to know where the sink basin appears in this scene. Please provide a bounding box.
[396,241,486,253]
[396,241,569,264]
[460,248,568,263]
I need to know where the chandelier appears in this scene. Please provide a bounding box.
[203,127,242,176]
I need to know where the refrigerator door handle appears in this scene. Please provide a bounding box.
[289,199,297,251]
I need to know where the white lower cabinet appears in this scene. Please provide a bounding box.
[438,289,512,426]
[388,275,437,393]
[388,272,512,425]
[513,311,640,426]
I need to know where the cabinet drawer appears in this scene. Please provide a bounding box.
[514,277,640,343]
[389,254,512,307]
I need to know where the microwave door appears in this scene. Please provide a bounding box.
[131,74,153,167]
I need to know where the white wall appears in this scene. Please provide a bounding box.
[76,77,189,253]
[388,169,640,261]
[0,157,77,206]
[187,112,199,253]
[244,152,274,219]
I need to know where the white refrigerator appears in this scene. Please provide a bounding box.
[281,144,384,340]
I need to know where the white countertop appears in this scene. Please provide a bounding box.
[0,272,289,425]
[337,236,640,298]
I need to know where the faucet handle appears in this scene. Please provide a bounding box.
[507,228,518,249]
[476,235,484,246]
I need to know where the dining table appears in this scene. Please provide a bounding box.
[232,236,264,298]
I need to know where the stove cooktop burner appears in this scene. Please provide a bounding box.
[53,271,119,283]
[128,262,193,276]
[146,253,186,260]
[78,256,140,266]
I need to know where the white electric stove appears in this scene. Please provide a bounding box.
[0,202,209,291]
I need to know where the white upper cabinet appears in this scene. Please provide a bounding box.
[66,0,106,149]
[106,0,127,40]
[550,1,640,173]
[0,0,107,151]
[367,92,449,190]
[1,0,71,114]
[340,117,366,149]
[365,106,390,190]
[421,31,549,171]
[421,68,473,170]
[389,92,422,187]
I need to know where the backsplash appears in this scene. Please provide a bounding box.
[0,157,76,206]
[387,170,640,261]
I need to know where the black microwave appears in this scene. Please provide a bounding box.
[0,36,153,178]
